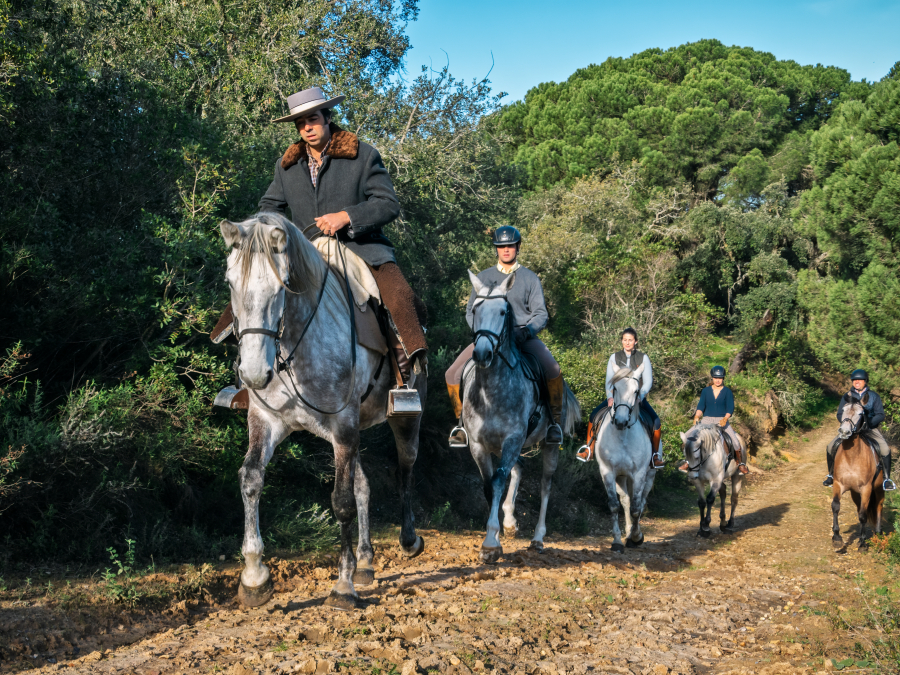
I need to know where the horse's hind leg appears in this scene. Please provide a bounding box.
[237,411,284,607]
[718,484,729,531]
[502,461,523,539]
[530,441,559,552]
[724,476,743,530]
[831,488,844,550]
[856,486,872,550]
[389,404,425,559]
[352,456,375,586]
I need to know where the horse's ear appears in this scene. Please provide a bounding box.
[220,220,242,249]
[679,431,687,443]
[468,270,486,295]
[270,227,287,253]
[496,272,515,295]
[633,362,645,378]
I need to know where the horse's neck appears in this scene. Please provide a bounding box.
[472,339,520,388]
[281,253,345,346]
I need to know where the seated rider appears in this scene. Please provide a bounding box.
[677,366,749,475]
[210,86,427,402]
[576,328,664,468]
[823,369,895,491]
[444,226,566,446]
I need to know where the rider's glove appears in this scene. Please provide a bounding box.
[717,418,728,428]
[514,326,532,346]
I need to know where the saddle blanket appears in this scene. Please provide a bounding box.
[312,238,387,356]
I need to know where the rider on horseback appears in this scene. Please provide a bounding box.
[210,86,427,407]
[824,369,896,491]
[676,366,749,475]
[576,328,664,468]
[444,226,566,447]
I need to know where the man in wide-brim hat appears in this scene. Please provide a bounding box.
[211,86,427,389]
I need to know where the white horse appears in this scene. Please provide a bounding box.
[593,367,657,552]
[220,212,425,610]
[680,424,744,537]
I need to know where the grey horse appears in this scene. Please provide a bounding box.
[220,212,425,610]
[461,271,580,563]
[680,424,744,537]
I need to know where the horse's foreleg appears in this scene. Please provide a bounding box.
[325,436,361,610]
[690,478,710,538]
[502,461,523,539]
[388,407,425,559]
[627,467,655,547]
[831,487,843,550]
[616,477,633,546]
[600,467,624,553]
[237,411,281,607]
[718,484,728,530]
[482,438,523,564]
[352,456,375,586]
[530,442,559,552]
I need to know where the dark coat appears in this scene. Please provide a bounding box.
[258,124,399,266]
[837,388,885,428]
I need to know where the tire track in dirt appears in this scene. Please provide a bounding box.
[19,422,894,675]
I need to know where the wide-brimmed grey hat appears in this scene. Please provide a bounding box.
[272,86,345,124]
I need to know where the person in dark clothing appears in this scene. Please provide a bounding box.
[210,86,427,408]
[444,226,565,447]
[676,366,749,474]
[823,369,895,491]
[575,328,663,468]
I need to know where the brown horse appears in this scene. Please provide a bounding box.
[831,396,885,551]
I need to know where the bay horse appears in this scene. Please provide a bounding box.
[220,212,425,610]
[680,423,744,538]
[830,396,885,551]
[461,271,580,563]
[593,367,657,552]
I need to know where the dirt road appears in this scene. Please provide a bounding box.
[13,423,897,675]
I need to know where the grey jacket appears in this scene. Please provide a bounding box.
[258,125,399,266]
[466,265,549,337]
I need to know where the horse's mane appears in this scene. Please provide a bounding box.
[611,368,635,386]
[685,423,720,450]
[232,212,336,300]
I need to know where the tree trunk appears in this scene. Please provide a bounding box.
[728,309,773,375]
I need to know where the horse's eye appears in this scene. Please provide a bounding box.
[500,310,506,316]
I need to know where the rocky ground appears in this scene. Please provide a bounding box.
[1,422,896,675]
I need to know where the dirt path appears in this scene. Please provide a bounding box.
[15,423,897,675]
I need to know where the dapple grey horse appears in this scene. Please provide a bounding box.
[592,367,657,552]
[461,271,580,563]
[680,424,744,537]
[221,212,425,610]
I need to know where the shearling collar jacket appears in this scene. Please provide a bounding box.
[258,124,399,266]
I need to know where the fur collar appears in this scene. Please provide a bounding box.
[281,123,359,170]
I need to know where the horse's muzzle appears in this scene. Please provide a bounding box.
[241,368,273,390]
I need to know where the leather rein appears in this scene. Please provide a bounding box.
[235,223,359,416]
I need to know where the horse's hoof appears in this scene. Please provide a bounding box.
[832,536,844,551]
[720,524,733,533]
[858,541,869,551]
[480,545,503,564]
[352,566,376,586]
[698,528,711,539]
[626,535,644,548]
[237,578,275,608]
[611,543,625,554]
[503,524,519,538]
[401,535,425,559]
[324,591,360,612]
[528,540,544,553]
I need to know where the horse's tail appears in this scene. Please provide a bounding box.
[562,381,581,438]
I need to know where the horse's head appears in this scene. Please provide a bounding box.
[469,270,514,369]
[680,425,717,475]
[611,365,644,430]
[839,393,869,439]
[220,213,301,390]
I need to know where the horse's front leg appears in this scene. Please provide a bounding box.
[690,478,711,538]
[627,470,651,547]
[530,441,559,552]
[831,486,844,550]
[352,455,375,586]
[482,436,523,564]
[325,429,362,610]
[388,381,426,559]
[599,461,624,553]
[616,476,633,546]
[237,410,285,607]
[502,460,524,539]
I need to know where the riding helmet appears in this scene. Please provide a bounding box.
[492,226,521,247]
[710,365,726,379]
[850,368,869,382]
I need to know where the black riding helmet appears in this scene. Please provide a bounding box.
[850,368,869,382]
[493,226,521,247]
[710,365,726,379]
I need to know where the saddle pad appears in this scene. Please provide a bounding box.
[312,237,381,309]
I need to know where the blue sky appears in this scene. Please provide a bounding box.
[402,0,900,103]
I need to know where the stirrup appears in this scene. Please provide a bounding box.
[213,386,248,410]
[677,460,689,473]
[883,478,897,491]
[823,474,834,487]
[650,453,664,469]
[545,423,563,446]
[448,426,469,448]
[575,445,593,462]
[388,384,422,418]
[737,462,750,475]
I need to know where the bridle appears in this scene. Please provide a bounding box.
[611,376,641,430]
[840,404,867,438]
[233,223,358,416]
[471,293,514,369]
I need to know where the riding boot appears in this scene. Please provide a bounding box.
[545,374,565,446]
[823,451,835,487]
[650,427,664,468]
[735,446,750,475]
[882,454,896,491]
[576,421,595,462]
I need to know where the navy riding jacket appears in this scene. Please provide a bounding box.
[837,388,885,428]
